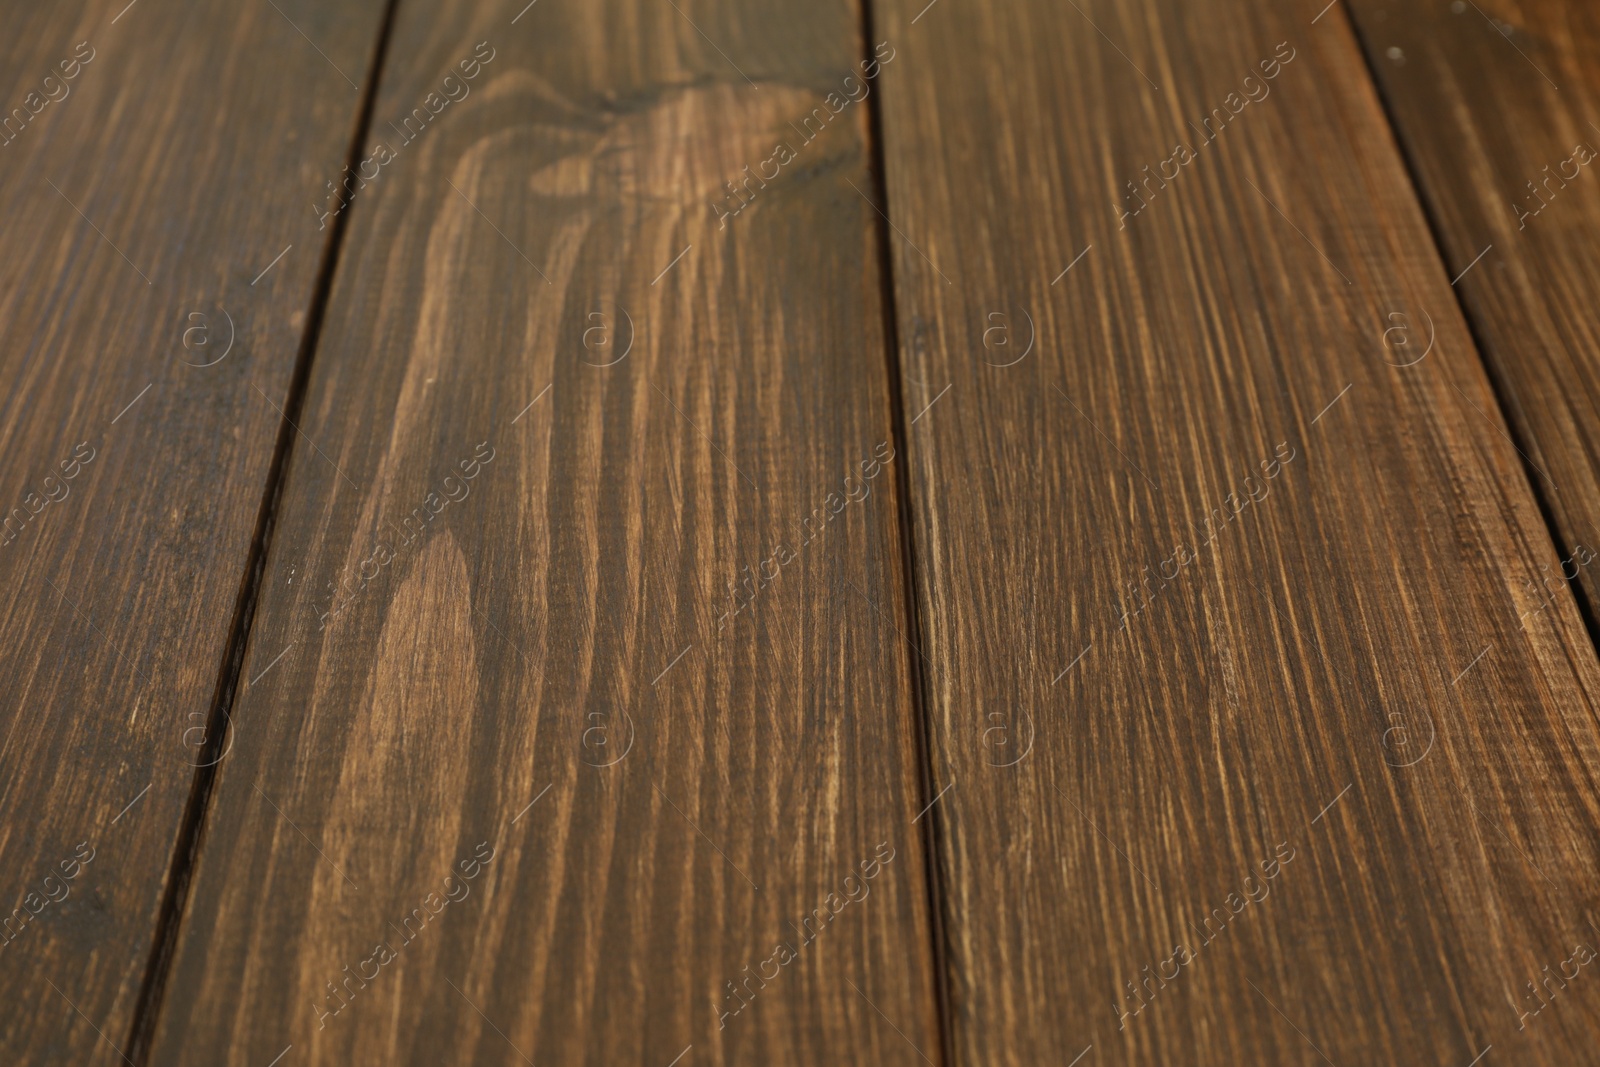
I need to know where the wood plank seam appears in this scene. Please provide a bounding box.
[858,0,956,1063]
[121,1,406,1060]
[1337,1,1600,667]
[0,0,401,1058]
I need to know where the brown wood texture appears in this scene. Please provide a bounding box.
[0,0,387,1062]
[1343,0,1600,629]
[144,1,942,1065]
[870,0,1600,1064]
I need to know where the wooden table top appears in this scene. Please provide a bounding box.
[3,0,1599,1063]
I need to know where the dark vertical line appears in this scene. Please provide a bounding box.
[123,0,405,1059]
[1340,3,1600,656]
[856,3,957,1065]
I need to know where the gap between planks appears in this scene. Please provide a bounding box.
[121,0,408,1060]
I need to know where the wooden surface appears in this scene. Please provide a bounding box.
[143,1,941,1065]
[871,0,1600,1063]
[1344,0,1600,630]
[5,0,1600,1063]
[0,0,387,1063]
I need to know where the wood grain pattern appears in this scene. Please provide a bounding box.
[0,0,387,1062]
[1343,0,1600,629]
[145,1,941,1064]
[869,0,1600,1062]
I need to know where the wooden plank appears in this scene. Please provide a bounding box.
[0,1,390,1062]
[145,1,942,1064]
[870,0,1600,1063]
[1342,0,1600,629]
